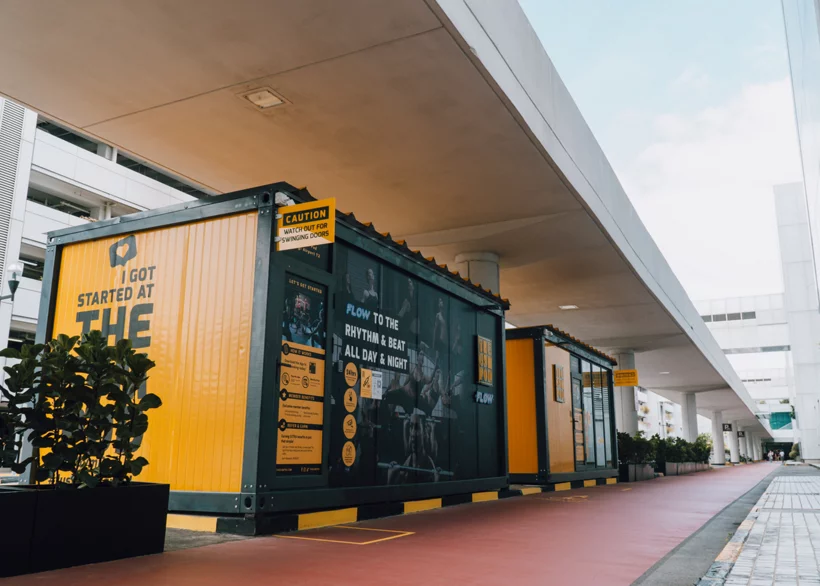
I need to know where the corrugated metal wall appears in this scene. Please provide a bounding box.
[51,211,258,492]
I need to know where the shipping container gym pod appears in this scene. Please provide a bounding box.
[506,326,618,486]
[36,182,510,532]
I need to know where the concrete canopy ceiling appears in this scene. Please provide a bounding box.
[0,0,767,434]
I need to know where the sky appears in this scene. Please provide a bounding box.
[518,0,803,301]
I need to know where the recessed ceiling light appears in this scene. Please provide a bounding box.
[244,89,284,109]
[558,304,579,310]
[659,371,670,375]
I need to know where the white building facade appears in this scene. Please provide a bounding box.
[694,295,796,449]
[0,97,202,363]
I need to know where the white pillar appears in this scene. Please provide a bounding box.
[613,351,638,435]
[681,392,699,442]
[745,433,754,461]
[753,436,761,461]
[453,252,500,294]
[711,411,726,464]
[738,427,748,460]
[728,421,740,463]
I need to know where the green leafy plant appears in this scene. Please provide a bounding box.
[790,442,800,460]
[618,431,655,465]
[0,331,159,487]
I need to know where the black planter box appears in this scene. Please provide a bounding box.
[0,482,169,577]
[618,463,655,482]
[663,462,709,476]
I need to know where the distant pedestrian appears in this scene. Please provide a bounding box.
[768,450,773,462]
[780,450,785,462]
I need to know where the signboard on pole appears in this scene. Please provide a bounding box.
[737,430,746,438]
[722,423,732,432]
[613,369,638,387]
[276,199,335,251]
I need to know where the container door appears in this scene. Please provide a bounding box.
[272,253,335,489]
[570,356,586,470]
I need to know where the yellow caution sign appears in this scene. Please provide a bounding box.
[613,369,638,387]
[276,198,335,251]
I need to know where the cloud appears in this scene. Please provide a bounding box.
[618,78,802,300]
[670,65,710,91]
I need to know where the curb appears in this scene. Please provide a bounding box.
[697,463,782,586]
[168,477,619,535]
[696,513,758,585]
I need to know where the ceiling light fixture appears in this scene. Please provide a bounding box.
[558,304,579,310]
[244,88,284,109]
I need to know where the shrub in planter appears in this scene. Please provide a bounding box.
[618,432,656,482]
[790,443,800,460]
[0,332,167,577]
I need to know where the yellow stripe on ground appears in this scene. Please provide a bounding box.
[472,491,499,502]
[403,498,442,514]
[298,507,357,530]
[606,478,618,485]
[583,479,596,488]
[554,482,572,492]
[716,541,743,563]
[167,514,218,533]
[520,487,542,495]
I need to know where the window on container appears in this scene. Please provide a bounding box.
[592,364,606,468]
[601,368,613,467]
[727,313,742,321]
[712,314,727,322]
[19,255,44,281]
[741,311,756,320]
[582,360,595,466]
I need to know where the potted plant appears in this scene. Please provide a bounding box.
[618,432,656,482]
[0,332,167,577]
[789,443,800,461]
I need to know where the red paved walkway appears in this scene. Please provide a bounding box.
[6,464,777,586]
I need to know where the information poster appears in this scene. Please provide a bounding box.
[276,275,327,476]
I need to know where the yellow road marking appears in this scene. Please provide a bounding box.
[716,541,743,563]
[621,488,632,491]
[404,498,442,514]
[276,526,414,546]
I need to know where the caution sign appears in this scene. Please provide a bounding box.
[276,199,335,252]
[613,369,638,387]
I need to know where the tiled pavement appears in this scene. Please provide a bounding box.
[704,465,820,586]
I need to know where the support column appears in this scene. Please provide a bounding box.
[613,351,638,435]
[728,421,740,464]
[453,252,500,295]
[681,392,699,442]
[738,427,747,460]
[744,433,754,461]
[753,436,761,461]
[711,411,726,464]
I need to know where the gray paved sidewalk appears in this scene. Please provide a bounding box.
[707,465,820,586]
